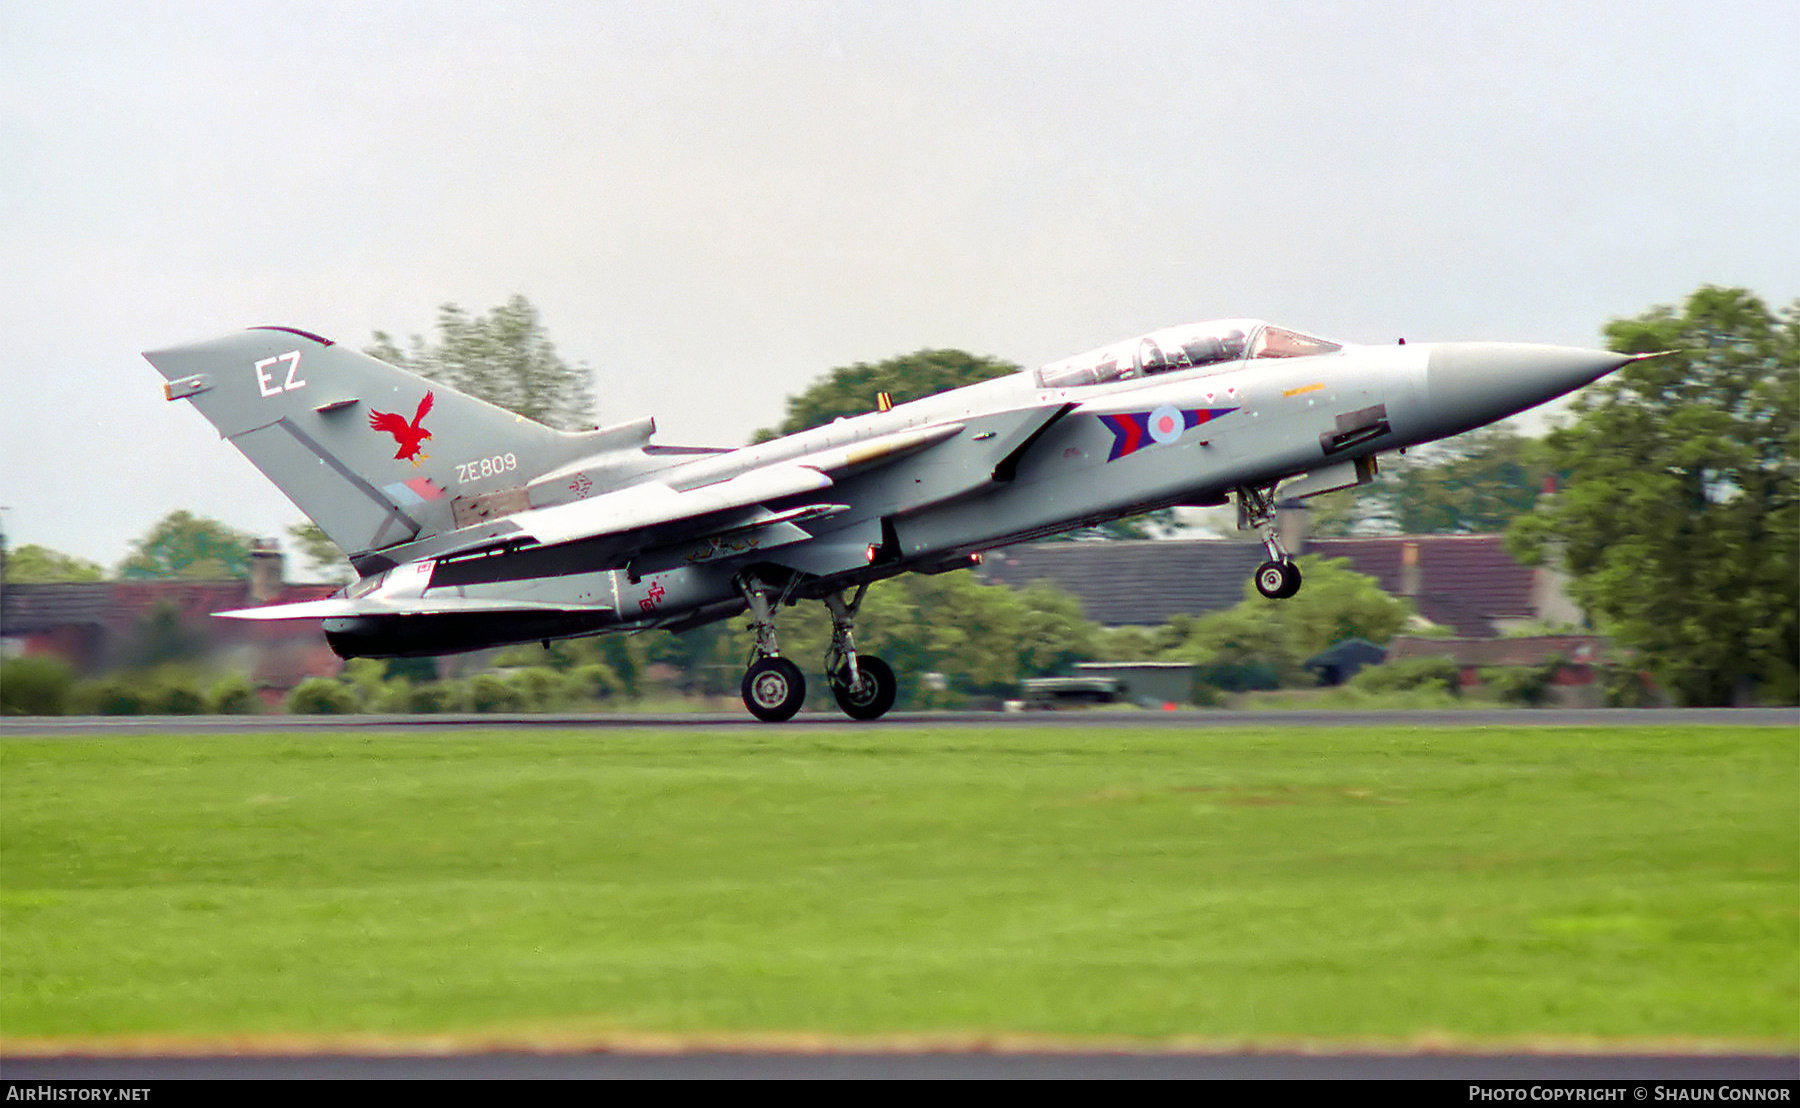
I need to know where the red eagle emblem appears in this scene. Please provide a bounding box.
[368,391,434,466]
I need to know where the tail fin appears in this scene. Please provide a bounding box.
[144,326,627,562]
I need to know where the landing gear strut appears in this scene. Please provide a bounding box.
[824,585,897,720]
[735,575,899,722]
[738,577,806,721]
[1237,484,1302,600]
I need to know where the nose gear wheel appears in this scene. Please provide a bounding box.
[1254,558,1302,599]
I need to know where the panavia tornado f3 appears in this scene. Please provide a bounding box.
[145,319,1648,721]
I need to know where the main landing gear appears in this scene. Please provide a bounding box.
[736,576,899,723]
[1237,484,1303,600]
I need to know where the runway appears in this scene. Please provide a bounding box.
[4,706,1796,735]
[5,1045,1796,1081]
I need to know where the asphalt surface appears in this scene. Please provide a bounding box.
[4,1049,1797,1081]
[4,706,1797,734]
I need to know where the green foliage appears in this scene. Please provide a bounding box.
[1597,664,1661,708]
[1479,661,1561,707]
[1,662,253,717]
[464,673,527,713]
[368,295,597,431]
[0,657,76,715]
[286,677,359,715]
[206,673,260,715]
[504,668,578,711]
[1392,427,1549,533]
[570,663,625,702]
[119,601,209,669]
[5,727,1792,1042]
[723,571,1112,707]
[1349,656,1463,698]
[758,349,1018,440]
[631,558,1412,708]
[1310,425,1549,537]
[1159,556,1417,691]
[1507,286,1800,705]
[4,544,105,583]
[81,676,152,715]
[286,522,350,584]
[402,682,463,713]
[331,658,399,712]
[77,668,211,715]
[117,511,254,580]
[153,678,206,715]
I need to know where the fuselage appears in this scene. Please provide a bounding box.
[316,319,1627,659]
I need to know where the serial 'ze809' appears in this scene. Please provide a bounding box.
[146,318,1649,721]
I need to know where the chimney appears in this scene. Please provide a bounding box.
[249,538,284,603]
[1400,540,1422,597]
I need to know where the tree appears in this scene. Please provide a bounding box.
[1507,286,1799,705]
[117,511,254,579]
[4,543,104,583]
[286,522,351,584]
[1309,424,1549,537]
[368,295,597,432]
[1389,426,1550,534]
[1161,556,1418,689]
[121,601,208,668]
[757,349,1019,440]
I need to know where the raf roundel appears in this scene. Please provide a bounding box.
[1147,404,1184,445]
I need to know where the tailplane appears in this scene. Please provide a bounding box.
[144,327,625,562]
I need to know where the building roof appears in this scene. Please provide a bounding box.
[1386,634,1617,667]
[1308,535,1536,636]
[978,540,1264,626]
[2,578,340,657]
[1304,638,1388,669]
[978,533,1543,636]
[0,583,116,631]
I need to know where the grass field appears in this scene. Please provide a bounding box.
[2,725,1794,1049]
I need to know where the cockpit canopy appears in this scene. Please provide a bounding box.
[1035,319,1342,389]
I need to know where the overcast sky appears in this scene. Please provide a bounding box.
[3,0,1796,571]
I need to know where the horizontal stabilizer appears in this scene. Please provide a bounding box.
[215,596,612,621]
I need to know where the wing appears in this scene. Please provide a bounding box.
[216,595,612,621]
[355,406,1064,579]
[367,421,969,573]
[413,390,434,426]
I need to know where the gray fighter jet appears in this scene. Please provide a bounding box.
[144,319,1647,720]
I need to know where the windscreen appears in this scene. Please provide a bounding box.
[1036,320,1260,388]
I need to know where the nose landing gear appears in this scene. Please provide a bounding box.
[1237,484,1303,600]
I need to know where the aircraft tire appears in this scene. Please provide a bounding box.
[1254,559,1302,600]
[742,657,806,722]
[830,656,898,721]
[1278,560,1303,598]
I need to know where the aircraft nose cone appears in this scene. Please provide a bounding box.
[1424,342,1633,437]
